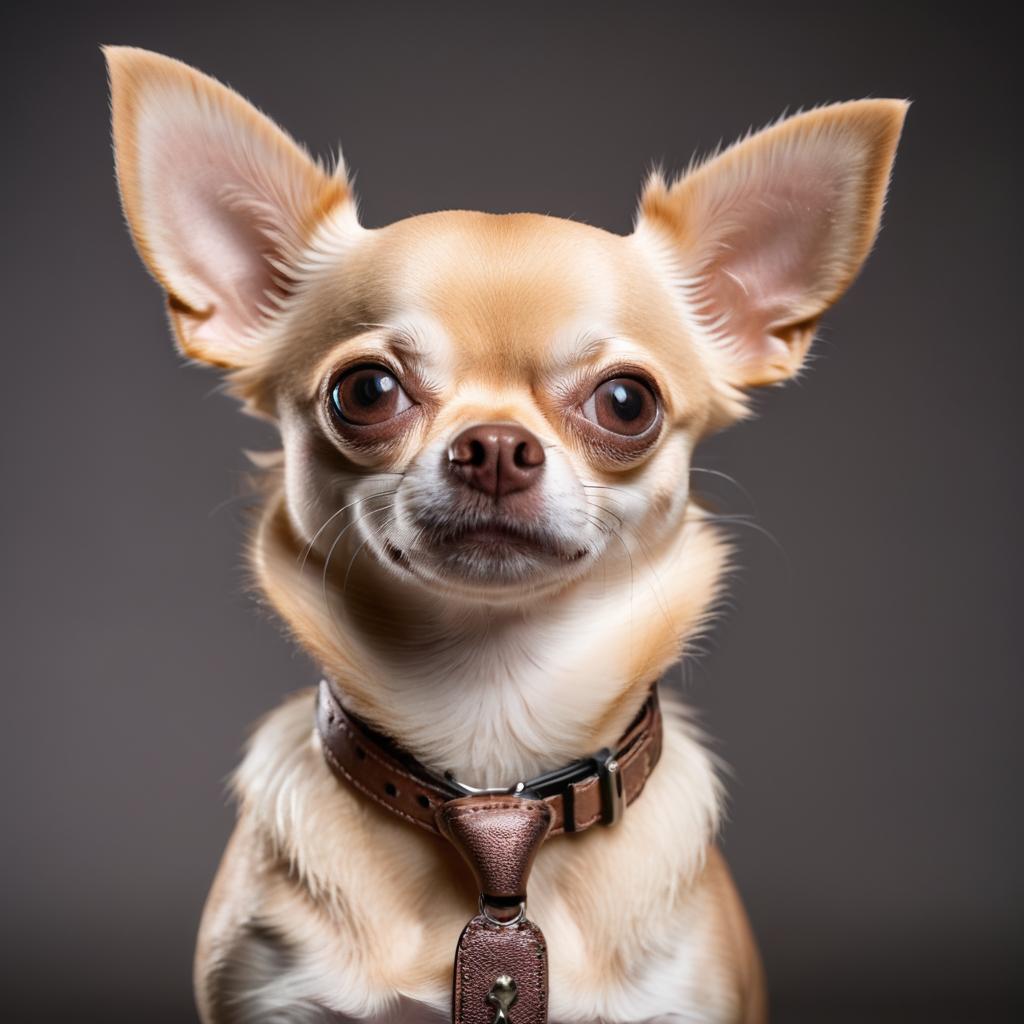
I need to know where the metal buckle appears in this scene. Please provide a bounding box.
[443,772,530,798]
[442,747,625,827]
[594,748,625,826]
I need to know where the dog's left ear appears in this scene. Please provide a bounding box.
[635,100,907,392]
[105,46,352,368]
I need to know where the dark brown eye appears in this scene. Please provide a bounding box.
[330,365,412,426]
[583,377,659,436]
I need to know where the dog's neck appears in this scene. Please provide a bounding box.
[253,487,728,788]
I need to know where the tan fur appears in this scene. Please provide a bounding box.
[106,47,905,1022]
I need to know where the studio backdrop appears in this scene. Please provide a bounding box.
[1,2,1019,1022]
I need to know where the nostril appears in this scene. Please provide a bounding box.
[467,439,487,467]
[449,435,489,467]
[513,437,545,469]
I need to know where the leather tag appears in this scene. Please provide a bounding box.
[452,914,548,1024]
[436,797,553,901]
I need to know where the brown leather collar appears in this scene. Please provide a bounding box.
[315,679,664,1023]
[315,678,663,838]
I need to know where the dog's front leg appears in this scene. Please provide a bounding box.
[194,819,348,1024]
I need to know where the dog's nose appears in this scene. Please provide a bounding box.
[448,422,546,498]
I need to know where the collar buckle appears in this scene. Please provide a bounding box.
[442,772,530,798]
[443,750,624,826]
[594,748,626,826]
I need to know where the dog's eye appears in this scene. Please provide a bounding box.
[330,365,412,426]
[582,377,659,436]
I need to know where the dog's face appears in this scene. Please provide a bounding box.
[261,211,715,599]
[107,48,905,604]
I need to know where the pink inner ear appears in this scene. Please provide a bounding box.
[137,110,285,350]
[695,148,858,369]
[639,100,910,386]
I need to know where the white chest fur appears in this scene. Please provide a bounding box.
[219,691,736,1023]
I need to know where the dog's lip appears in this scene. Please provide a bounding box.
[441,521,585,559]
[397,519,588,563]
[450,524,539,546]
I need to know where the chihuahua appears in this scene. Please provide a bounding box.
[106,47,904,1024]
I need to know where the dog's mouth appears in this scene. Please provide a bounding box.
[381,515,589,590]
[436,520,587,560]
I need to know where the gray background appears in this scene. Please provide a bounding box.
[2,1,1019,1021]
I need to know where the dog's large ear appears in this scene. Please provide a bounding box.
[635,100,907,395]
[105,46,351,368]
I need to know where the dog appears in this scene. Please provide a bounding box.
[105,46,904,1023]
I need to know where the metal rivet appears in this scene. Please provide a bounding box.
[486,974,517,1022]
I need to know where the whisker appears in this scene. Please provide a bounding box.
[581,482,629,493]
[583,497,674,632]
[581,483,629,515]
[316,501,396,584]
[689,466,758,511]
[321,503,396,631]
[341,512,398,598]
[688,511,789,565]
[629,530,676,632]
[298,488,399,570]
[581,509,613,538]
[584,495,624,527]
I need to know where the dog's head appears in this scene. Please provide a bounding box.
[107,48,904,606]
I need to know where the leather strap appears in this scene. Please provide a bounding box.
[315,680,663,1024]
[315,679,663,838]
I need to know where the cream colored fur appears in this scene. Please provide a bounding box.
[105,46,905,1023]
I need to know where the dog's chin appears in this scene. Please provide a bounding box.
[377,526,592,601]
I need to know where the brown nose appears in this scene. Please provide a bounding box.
[448,422,546,498]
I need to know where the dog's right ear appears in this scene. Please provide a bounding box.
[105,46,352,368]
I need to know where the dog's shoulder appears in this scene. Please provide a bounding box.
[231,687,324,827]
[231,686,389,873]
[198,689,453,1021]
